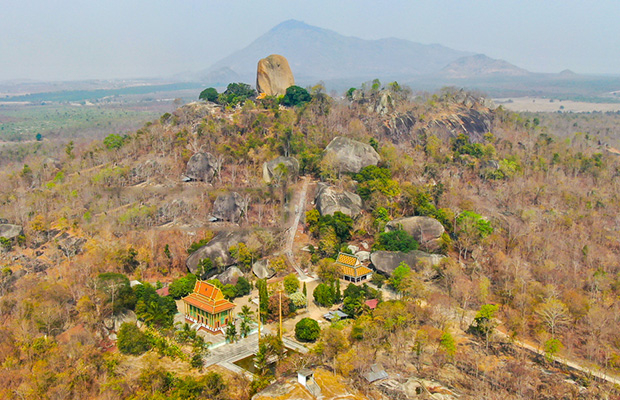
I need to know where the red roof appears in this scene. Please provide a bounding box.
[156,286,169,297]
[365,299,378,310]
[182,281,235,314]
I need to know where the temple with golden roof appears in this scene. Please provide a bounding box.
[335,252,373,283]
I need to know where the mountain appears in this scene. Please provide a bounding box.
[440,54,530,78]
[202,20,474,84]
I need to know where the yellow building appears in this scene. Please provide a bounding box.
[335,252,373,283]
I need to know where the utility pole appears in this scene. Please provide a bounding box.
[279,290,282,341]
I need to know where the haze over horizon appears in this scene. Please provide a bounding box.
[1,0,619,82]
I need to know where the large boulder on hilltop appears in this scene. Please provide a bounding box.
[386,216,445,247]
[324,136,381,174]
[186,231,246,276]
[252,259,276,280]
[212,192,246,223]
[263,156,299,184]
[315,184,363,217]
[0,224,23,240]
[185,152,218,182]
[256,54,295,97]
[370,250,445,276]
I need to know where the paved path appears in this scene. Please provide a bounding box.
[496,329,620,386]
[285,176,310,280]
[203,329,308,376]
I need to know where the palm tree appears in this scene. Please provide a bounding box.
[225,323,238,343]
[240,305,254,321]
[240,318,251,338]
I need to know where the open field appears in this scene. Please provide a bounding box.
[495,97,620,113]
[0,102,173,142]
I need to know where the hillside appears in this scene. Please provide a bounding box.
[0,84,620,398]
[203,19,473,84]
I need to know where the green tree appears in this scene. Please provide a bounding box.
[439,330,457,361]
[281,85,311,107]
[544,338,563,362]
[98,272,136,313]
[235,276,252,297]
[283,273,300,295]
[169,273,197,299]
[103,134,125,150]
[199,87,218,102]
[354,165,400,201]
[313,283,336,307]
[117,323,152,355]
[256,279,269,321]
[373,230,419,252]
[295,318,320,342]
[389,262,412,294]
[219,82,256,106]
[455,211,493,259]
[469,304,499,351]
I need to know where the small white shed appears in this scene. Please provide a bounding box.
[297,368,314,387]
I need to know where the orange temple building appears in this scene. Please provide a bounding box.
[182,281,236,333]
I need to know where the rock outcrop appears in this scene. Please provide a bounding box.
[0,224,23,240]
[263,156,299,184]
[214,266,243,286]
[252,259,276,280]
[383,112,416,143]
[185,152,218,182]
[186,231,246,276]
[315,184,363,217]
[256,54,295,97]
[324,136,380,174]
[428,108,493,143]
[385,216,445,247]
[370,250,445,275]
[212,192,246,223]
[56,232,86,257]
[355,251,370,262]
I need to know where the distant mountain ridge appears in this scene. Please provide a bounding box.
[440,54,530,78]
[201,20,479,84]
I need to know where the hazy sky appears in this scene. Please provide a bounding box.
[1,0,618,81]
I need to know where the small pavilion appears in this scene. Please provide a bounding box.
[182,281,236,333]
[335,252,373,283]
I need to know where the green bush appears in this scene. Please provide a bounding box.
[373,230,419,253]
[199,87,218,102]
[0,237,12,252]
[295,318,320,342]
[117,323,152,355]
[187,238,210,254]
[218,82,256,106]
[281,85,311,107]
